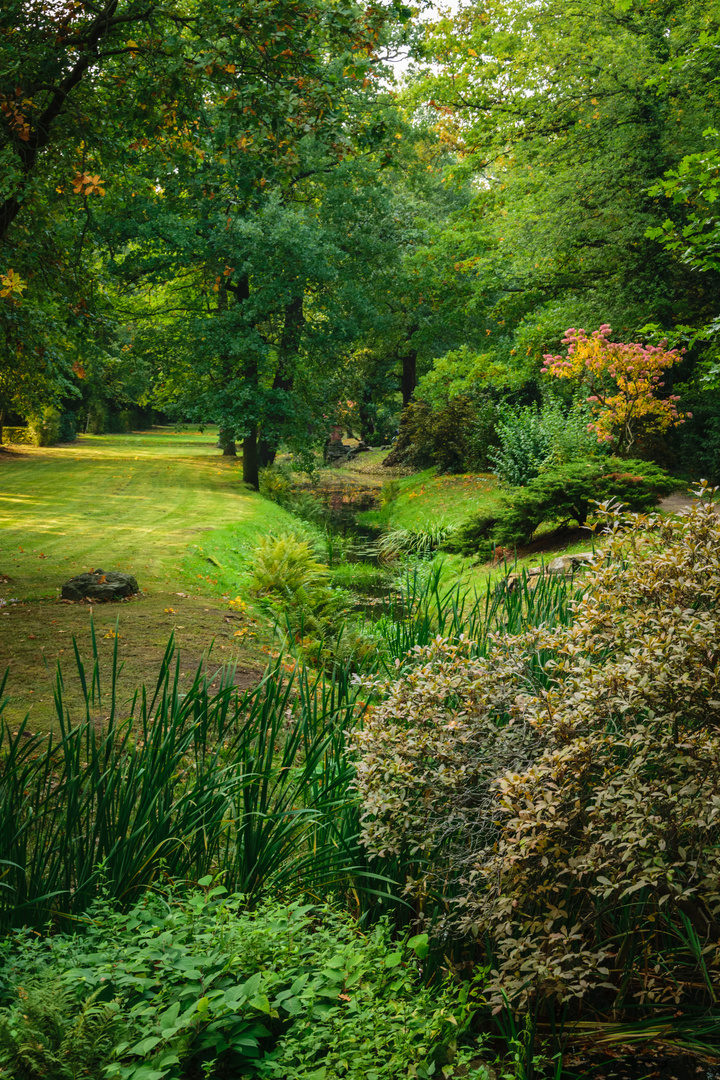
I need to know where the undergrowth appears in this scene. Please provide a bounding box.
[0,888,490,1080]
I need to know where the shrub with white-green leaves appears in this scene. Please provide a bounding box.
[353,489,720,1016]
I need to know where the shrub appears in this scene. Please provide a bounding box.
[384,397,497,475]
[450,457,675,552]
[250,534,328,601]
[28,406,61,446]
[383,400,436,470]
[0,890,488,1080]
[488,399,598,486]
[487,404,555,486]
[430,396,483,473]
[354,491,720,1024]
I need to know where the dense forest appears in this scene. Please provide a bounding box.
[3,0,720,482]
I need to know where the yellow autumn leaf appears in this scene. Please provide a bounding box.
[0,268,27,298]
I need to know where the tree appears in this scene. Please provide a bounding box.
[1,0,411,442]
[403,0,720,395]
[542,324,689,453]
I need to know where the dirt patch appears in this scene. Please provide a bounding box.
[0,590,264,733]
[660,491,719,515]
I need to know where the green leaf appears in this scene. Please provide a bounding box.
[408,933,429,959]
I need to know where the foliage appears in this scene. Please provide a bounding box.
[488,400,597,487]
[372,558,582,670]
[543,325,690,453]
[0,891,488,1080]
[377,524,456,561]
[450,458,676,551]
[647,126,720,277]
[354,492,720,1030]
[385,397,495,474]
[27,406,61,447]
[259,466,329,525]
[0,634,376,926]
[406,0,720,473]
[250,534,329,599]
[0,980,123,1080]
[379,480,401,507]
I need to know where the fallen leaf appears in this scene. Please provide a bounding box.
[164,607,176,614]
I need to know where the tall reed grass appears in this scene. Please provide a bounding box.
[376,559,582,666]
[0,624,380,928]
[0,568,580,931]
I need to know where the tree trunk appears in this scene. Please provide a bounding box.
[359,389,375,443]
[400,347,417,409]
[257,295,304,467]
[0,410,4,447]
[243,428,259,489]
[218,427,237,456]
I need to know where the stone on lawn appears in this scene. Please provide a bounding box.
[61,569,139,601]
[546,552,595,574]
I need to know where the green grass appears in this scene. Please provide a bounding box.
[0,429,299,728]
[357,468,505,531]
[356,465,602,591]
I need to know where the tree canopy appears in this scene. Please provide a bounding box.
[3,0,720,478]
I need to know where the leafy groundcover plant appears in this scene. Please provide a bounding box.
[0,886,489,1080]
[353,489,720,1052]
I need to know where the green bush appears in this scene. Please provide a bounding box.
[0,890,488,1080]
[488,400,598,486]
[384,397,496,474]
[250,533,329,600]
[430,396,484,473]
[28,406,61,447]
[383,400,436,470]
[354,493,720,1033]
[450,458,676,552]
[1,425,33,445]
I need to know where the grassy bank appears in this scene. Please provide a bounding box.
[0,429,297,728]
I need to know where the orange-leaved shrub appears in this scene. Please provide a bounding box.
[353,488,720,1015]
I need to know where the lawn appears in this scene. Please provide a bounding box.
[357,466,505,530]
[0,428,296,730]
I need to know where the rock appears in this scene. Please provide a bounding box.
[346,440,371,459]
[61,569,140,601]
[546,551,595,574]
[325,442,350,463]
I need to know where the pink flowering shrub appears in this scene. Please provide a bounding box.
[542,324,690,453]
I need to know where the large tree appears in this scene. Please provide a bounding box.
[406,0,720,378]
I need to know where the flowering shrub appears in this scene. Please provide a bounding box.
[354,490,720,1016]
[543,325,689,453]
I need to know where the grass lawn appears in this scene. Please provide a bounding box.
[357,466,505,530]
[354,459,648,590]
[0,428,297,730]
